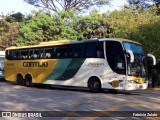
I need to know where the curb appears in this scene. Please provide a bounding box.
[147,88,160,91]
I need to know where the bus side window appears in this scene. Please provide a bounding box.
[41,52,45,59]
[54,46,68,58]
[5,50,16,60]
[56,51,61,58]
[96,43,104,58]
[74,48,80,57]
[29,49,34,59]
[18,49,28,60]
[72,44,85,58]
[68,46,73,58]
[55,48,62,58]
[29,49,40,59]
[44,47,53,59]
[35,49,40,59]
[40,48,45,59]
[62,46,68,58]
[86,43,97,58]
[45,53,51,58]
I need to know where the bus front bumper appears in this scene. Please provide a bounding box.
[124,81,148,90]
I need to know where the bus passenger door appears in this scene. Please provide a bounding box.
[105,41,126,89]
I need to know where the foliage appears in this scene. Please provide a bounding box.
[51,11,79,40]
[18,10,111,43]
[127,0,160,7]
[51,10,112,40]
[0,5,160,63]
[0,16,20,50]
[108,6,160,63]
[17,12,54,45]
[127,0,160,14]
[5,12,25,23]
[76,10,112,39]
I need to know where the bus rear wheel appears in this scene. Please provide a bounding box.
[88,77,101,93]
[17,74,24,86]
[25,75,33,87]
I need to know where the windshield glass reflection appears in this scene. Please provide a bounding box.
[123,42,144,54]
[123,42,147,80]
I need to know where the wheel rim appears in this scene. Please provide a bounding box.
[89,79,101,92]
[25,75,32,87]
[17,76,24,85]
[26,80,30,86]
[92,82,99,89]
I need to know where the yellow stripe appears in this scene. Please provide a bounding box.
[80,103,160,120]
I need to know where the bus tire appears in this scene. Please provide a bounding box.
[88,77,101,93]
[17,74,24,86]
[25,74,33,87]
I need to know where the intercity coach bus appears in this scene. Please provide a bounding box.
[4,38,156,92]
[0,51,5,78]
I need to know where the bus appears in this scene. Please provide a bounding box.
[4,38,156,92]
[0,51,5,79]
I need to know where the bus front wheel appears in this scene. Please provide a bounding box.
[25,75,33,87]
[88,77,101,93]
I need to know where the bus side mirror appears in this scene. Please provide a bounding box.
[126,50,134,63]
[147,54,156,65]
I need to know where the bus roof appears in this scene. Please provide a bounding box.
[5,38,141,50]
[99,38,141,45]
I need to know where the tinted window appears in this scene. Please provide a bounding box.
[106,41,126,74]
[54,44,85,58]
[71,44,85,58]
[54,46,68,58]
[18,49,29,60]
[6,50,17,60]
[29,49,40,59]
[41,47,53,59]
[86,42,104,58]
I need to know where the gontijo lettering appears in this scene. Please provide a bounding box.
[23,62,48,67]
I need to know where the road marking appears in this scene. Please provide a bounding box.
[63,100,81,120]
[63,98,126,120]
[80,103,160,120]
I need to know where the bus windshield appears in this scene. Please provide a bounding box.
[123,42,147,80]
[123,42,144,54]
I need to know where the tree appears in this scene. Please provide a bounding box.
[127,0,160,9]
[51,11,80,40]
[5,12,25,23]
[51,10,111,40]
[17,12,54,45]
[10,12,25,22]
[0,15,20,49]
[108,6,160,63]
[75,10,111,39]
[24,0,111,15]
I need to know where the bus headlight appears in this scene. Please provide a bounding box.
[127,80,134,83]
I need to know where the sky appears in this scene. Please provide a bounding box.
[0,0,127,15]
[0,0,36,15]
